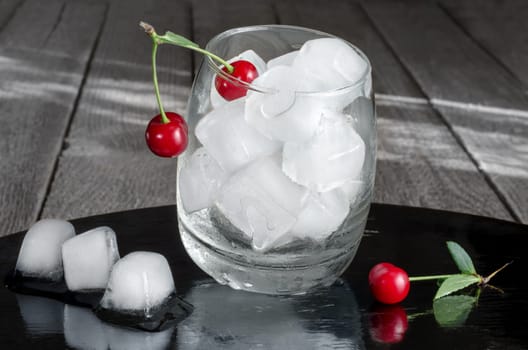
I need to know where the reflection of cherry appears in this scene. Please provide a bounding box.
[215,60,258,101]
[369,304,409,344]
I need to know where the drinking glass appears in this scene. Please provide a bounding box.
[177,25,375,295]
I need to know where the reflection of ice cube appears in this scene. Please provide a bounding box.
[210,50,267,108]
[179,147,227,213]
[245,66,325,142]
[62,226,120,291]
[216,156,308,252]
[16,294,64,335]
[15,219,75,281]
[283,110,365,191]
[266,50,299,69]
[105,323,173,350]
[196,99,280,173]
[64,305,173,350]
[293,38,368,90]
[99,252,175,317]
[290,189,349,241]
[64,305,108,350]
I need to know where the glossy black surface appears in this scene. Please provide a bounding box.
[1,204,527,349]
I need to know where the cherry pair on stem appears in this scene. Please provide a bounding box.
[140,22,258,158]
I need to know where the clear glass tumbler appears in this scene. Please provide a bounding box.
[177,25,376,295]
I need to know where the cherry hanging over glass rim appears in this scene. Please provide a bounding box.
[176,25,376,295]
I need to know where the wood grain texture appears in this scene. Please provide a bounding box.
[441,0,528,92]
[275,0,512,221]
[0,0,22,31]
[40,0,193,221]
[0,0,106,236]
[363,0,528,223]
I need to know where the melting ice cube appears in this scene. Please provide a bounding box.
[244,65,325,143]
[290,189,350,242]
[210,49,267,108]
[15,219,75,281]
[196,98,280,173]
[179,147,227,213]
[216,156,308,252]
[62,226,120,291]
[266,50,299,69]
[283,110,366,192]
[293,38,368,90]
[98,252,175,316]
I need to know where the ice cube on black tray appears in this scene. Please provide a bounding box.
[95,252,192,331]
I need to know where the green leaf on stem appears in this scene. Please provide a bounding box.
[434,274,480,300]
[447,241,476,274]
[433,295,476,327]
[158,31,199,48]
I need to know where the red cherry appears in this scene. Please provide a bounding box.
[145,112,188,158]
[215,60,258,101]
[369,304,409,344]
[369,262,410,304]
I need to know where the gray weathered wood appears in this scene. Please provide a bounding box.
[275,0,512,220]
[40,0,194,221]
[363,0,528,223]
[0,0,106,236]
[441,0,528,92]
[0,0,22,31]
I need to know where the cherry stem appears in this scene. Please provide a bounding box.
[151,40,169,124]
[140,21,234,73]
[482,261,512,285]
[185,45,234,73]
[408,274,459,282]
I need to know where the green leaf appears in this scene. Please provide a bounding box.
[434,274,480,300]
[433,295,476,327]
[446,241,476,274]
[158,31,200,48]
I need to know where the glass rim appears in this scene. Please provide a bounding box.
[204,24,372,96]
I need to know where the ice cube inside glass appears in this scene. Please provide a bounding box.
[177,25,375,295]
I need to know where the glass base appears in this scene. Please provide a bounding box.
[179,225,361,295]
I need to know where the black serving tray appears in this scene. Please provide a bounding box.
[0,204,527,349]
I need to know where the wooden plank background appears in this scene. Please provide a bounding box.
[1,0,527,236]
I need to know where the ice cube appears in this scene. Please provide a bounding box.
[179,147,227,213]
[245,65,326,142]
[216,156,308,252]
[210,49,267,109]
[196,98,280,173]
[290,188,350,241]
[99,252,175,316]
[266,50,299,69]
[16,294,64,335]
[293,38,368,90]
[283,110,366,192]
[62,226,120,291]
[15,219,75,281]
